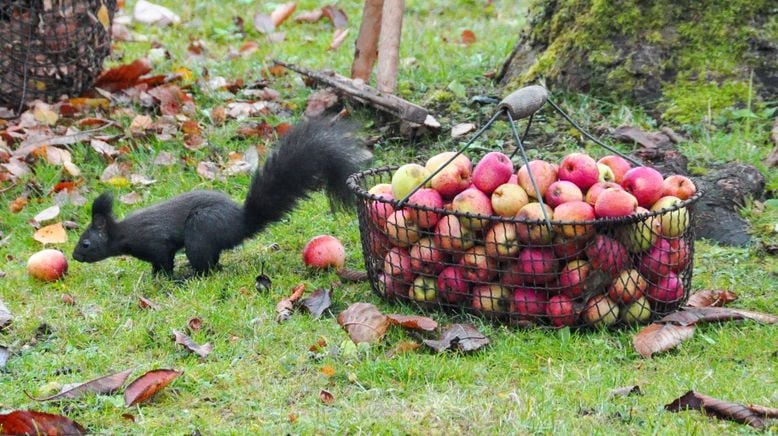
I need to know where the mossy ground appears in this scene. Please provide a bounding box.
[1,0,777,434]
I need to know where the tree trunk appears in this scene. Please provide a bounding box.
[498,0,777,124]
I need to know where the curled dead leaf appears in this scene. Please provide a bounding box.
[685,290,738,308]
[29,368,134,401]
[319,389,335,405]
[187,317,202,332]
[0,299,13,330]
[172,329,212,359]
[337,303,389,344]
[632,323,695,358]
[665,390,766,429]
[271,2,297,27]
[322,5,348,28]
[300,288,332,319]
[659,307,778,326]
[386,314,438,332]
[422,323,489,353]
[329,28,349,51]
[33,222,67,244]
[124,369,181,407]
[0,411,86,435]
[336,267,368,282]
[386,341,421,358]
[461,29,477,45]
[138,296,159,310]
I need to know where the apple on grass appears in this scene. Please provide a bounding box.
[472,284,510,313]
[553,201,595,239]
[28,249,68,282]
[391,163,431,201]
[472,151,514,195]
[558,153,599,190]
[303,235,345,270]
[607,269,647,305]
[597,155,632,184]
[437,265,470,303]
[491,183,529,217]
[517,160,557,199]
[451,187,493,231]
[425,152,472,198]
[545,180,583,208]
[621,166,664,208]
[662,174,697,200]
[515,202,554,244]
[650,196,689,237]
[621,296,652,324]
[547,294,577,327]
[409,275,438,302]
[582,295,619,328]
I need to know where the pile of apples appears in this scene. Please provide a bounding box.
[364,149,698,328]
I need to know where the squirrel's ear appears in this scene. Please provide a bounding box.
[92,192,114,218]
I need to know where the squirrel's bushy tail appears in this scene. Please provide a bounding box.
[242,118,371,236]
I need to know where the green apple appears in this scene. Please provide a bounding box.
[621,296,652,324]
[410,275,438,302]
[619,207,661,252]
[582,295,619,328]
[391,164,431,201]
[651,196,689,237]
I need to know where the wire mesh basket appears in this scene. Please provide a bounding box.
[0,0,116,113]
[348,86,702,329]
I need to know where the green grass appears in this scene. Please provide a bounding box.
[1,0,777,434]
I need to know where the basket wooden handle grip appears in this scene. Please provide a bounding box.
[497,85,548,119]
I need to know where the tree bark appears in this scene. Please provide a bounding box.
[376,0,404,93]
[351,0,384,82]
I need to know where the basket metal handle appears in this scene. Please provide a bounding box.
[497,85,549,120]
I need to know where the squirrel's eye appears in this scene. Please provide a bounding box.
[81,240,91,249]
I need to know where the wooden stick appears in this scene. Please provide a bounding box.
[351,0,384,81]
[273,60,428,124]
[376,0,404,93]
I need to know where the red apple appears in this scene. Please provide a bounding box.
[303,235,345,269]
[582,294,619,327]
[553,201,595,239]
[368,183,394,198]
[515,202,554,244]
[460,246,498,282]
[426,152,472,198]
[558,153,599,190]
[484,222,520,259]
[472,151,514,195]
[367,230,391,259]
[662,174,697,200]
[546,294,577,327]
[585,181,622,206]
[491,183,529,217]
[472,284,510,313]
[406,188,444,228]
[646,271,684,303]
[594,188,638,218]
[607,269,647,305]
[434,215,475,252]
[545,180,583,208]
[385,210,421,247]
[557,259,591,298]
[517,160,557,199]
[502,247,559,286]
[511,287,548,321]
[27,249,68,282]
[437,265,470,303]
[597,155,632,184]
[377,272,408,298]
[383,246,414,282]
[409,237,446,275]
[639,238,689,279]
[552,234,588,260]
[621,166,664,208]
[451,187,493,230]
[585,235,631,276]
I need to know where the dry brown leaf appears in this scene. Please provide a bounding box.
[319,389,335,405]
[300,288,332,319]
[337,303,390,344]
[320,365,336,377]
[423,324,489,353]
[451,122,476,138]
[29,368,134,401]
[130,115,153,133]
[153,151,176,166]
[276,283,306,323]
[386,341,421,358]
[10,196,28,213]
[322,5,348,28]
[336,267,368,282]
[61,294,76,306]
[120,192,142,205]
[305,88,338,117]
[0,411,86,435]
[665,391,766,429]
[253,13,274,33]
[386,314,438,332]
[123,369,181,407]
[196,161,220,181]
[329,28,349,50]
[271,2,297,26]
[295,9,323,23]
[211,106,226,126]
[659,307,778,326]
[685,290,739,308]
[138,296,159,310]
[34,222,67,244]
[747,404,778,419]
[172,329,212,359]
[133,0,180,26]
[90,139,118,158]
[0,299,12,330]
[632,323,696,358]
[148,85,195,116]
[461,29,477,45]
[188,317,202,332]
[33,103,59,126]
[95,59,154,92]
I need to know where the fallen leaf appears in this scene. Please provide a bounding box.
[275,122,292,136]
[95,59,154,92]
[329,28,349,50]
[61,294,76,305]
[386,341,421,358]
[336,267,368,282]
[129,115,153,133]
[422,323,489,353]
[97,3,111,30]
[138,296,159,310]
[133,0,180,26]
[187,317,202,332]
[120,192,142,205]
[613,125,673,149]
[153,151,176,166]
[684,290,739,308]
[100,161,132,183]
[461,29,477,45]
[319,389,335,405]
[29,368,134,401]
[608,385,643,398]
[300,288,332,319]
[10,196,28,213]
[337,303,389,344]
[305,88,338,117]
[271,2,297,26]
[34,205,60,223]
[276,283,306,323]
[665,391,766,429]
[451,122,476,138]
[659,307,778,326]
[386,314,438,332]
[747,404,778,419]
[236,121,274,139]
[172,329,212,359]
[124,369,182,407]
[295,9,323,23]
[0,411,86,435]
[632,323,696,358]
[33,104,59,126]
[320,365,336,377]
[44,147,80,177]
[253,13,275,33]
[148,85,194,116]
[309,338,327,353]
[196,161,220,180]
[34,222,67,244]
[90,139,118,158]
[0,299,12,330]
[130,174,156,187]
[322,5,348,28]
[181,120,205,150]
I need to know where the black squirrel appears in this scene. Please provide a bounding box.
[72,119,370,276]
